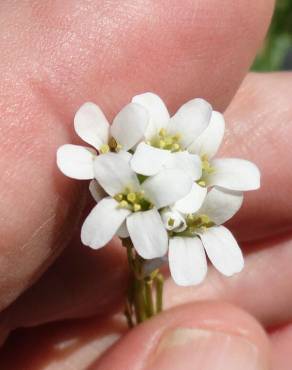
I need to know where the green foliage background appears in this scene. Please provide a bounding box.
[253,0,292,71]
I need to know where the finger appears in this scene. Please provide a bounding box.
[93,302,270,370]
[0,237,127,341]
[222,72,292,241]
[6,220,291,336]
[0,0,274,310]
[3,71,292,337]
[270,324,292,370]
[164,234,292,328]
[0,315,126,370]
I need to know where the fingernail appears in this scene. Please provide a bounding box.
[145,328,266,370]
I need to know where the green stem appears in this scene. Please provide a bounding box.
[123,239,164,327]
[155,273,164,313]
[134,278,146,323]
[145,278,155,317]
[124,300,134,328]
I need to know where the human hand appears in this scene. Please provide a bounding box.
[1,1,290,369]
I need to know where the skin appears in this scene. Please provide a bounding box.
[2,0,292,369]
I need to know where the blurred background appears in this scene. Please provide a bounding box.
[253,0,292,71]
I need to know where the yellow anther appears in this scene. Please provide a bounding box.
[108,137,118,150]
[186,214,195,222]
[100,144,110,154]
[197,180,206,187]
[200,214,211,224]
[164,136,173,146]
[127,192,136,203]
[171,143,180,151]
[159,128,167,137]
[159,140,166,148]
[114,193,124,202]
[116,144,122,151]
[119,200,129,208]
[173,133,181,141]
[133,203,141,212]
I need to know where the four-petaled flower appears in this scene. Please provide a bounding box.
[130,93,212,177]
[57,101,149,179]
[81,152,193,259]
[162,187,244,286]
[171,110,260,215]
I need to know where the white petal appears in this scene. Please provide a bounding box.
[74,102,109,150]
[81,198,130,249]
[89,179,106,202]
[57,144,95,180]
[165,151,202,180]
[199,187,243,225]
[111,102,149,151]
[200,226,244,276]
[161,208,187,232]
[168,98,212,147]
[174,183,207,214]
[116,221,129,238]
[142,169,193,209]
[130,142,172,176]
[188,111,225,158]
[169,237,207,286]
[132,92,170,139]
[94,152,140,196]
[207,158,261,191]
[127,209,168,259]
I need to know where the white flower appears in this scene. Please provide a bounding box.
[189,110,261,191]
[170,110,261,214]
[56,101,149,179]
[81,152,193,259]
[164,187,244,286]
[130,92,212,176]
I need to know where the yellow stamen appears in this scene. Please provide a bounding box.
[127,192,136,203]
[114,193,124,202]
[119,200,129,208]
[171,143,180,151]
[100,144,110,154]
[200,214,211,224]
[159,128,167,137]
[133,203,141,212]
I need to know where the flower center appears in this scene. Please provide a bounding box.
[197,154,215,187]
[100,137,122,154]
[114,188,153,212]
[171,213,215,237]
[186,214,215,231]
[148,128,182,152]
[161,209,187,232]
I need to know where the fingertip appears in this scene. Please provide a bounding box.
[93,301,270,370]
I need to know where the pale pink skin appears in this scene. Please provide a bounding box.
[1,0,291,369]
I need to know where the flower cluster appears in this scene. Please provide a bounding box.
[57,93,260,286]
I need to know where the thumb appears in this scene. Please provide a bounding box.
[92,302,270,370]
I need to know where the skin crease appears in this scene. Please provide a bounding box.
[3,0,291,369]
